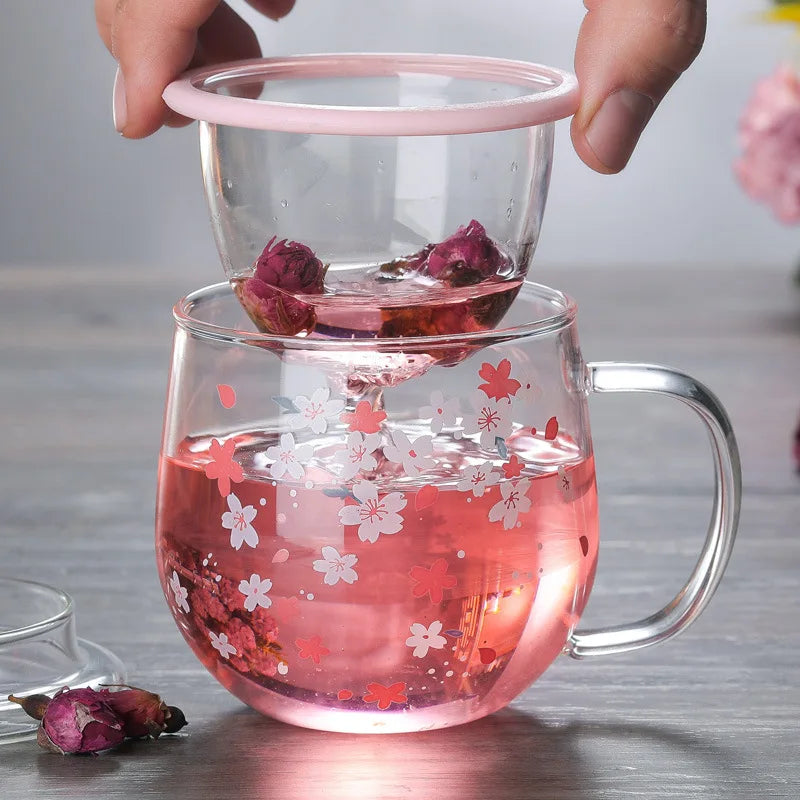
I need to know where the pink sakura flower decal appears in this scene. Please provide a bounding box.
[265,432,313,480]
[295,635,330,664]
[456,461,501,497]
[168,570,189,613]
[462,393,513,449]
[502,455,525,479]
[210,631,237,660]
[289,387,345,435]
[418,390,460,435]
[383,430,436,477]
[204,438,244,497]
[409,558,457,604]
[271,595,300,622]
[338,481,406,543]
[221,493,259,550]
[340,400,387,434]
[332,431,381,480]
[478,358,521,401]
[405,620,447,658]
[488,479,532,530]
[216,384,237,409]
[363,681,408,710]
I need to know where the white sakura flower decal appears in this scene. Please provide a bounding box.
[210,631,237,660]
[488,479,532,530]
[266,432,314,480]
[513,373,541,406]
[332,432,381,480]
[405,620,448,658]
[221,493,259,550]
[313,546,359,586]
[338,480,407,543]
[238,573,273,611]
[419,390,460,435]
[289,387,345,435]
[168,570,189,613]
[456,461,502,497]
[383,430,436,477]
[557,465,574,501]
[462,393,513,449]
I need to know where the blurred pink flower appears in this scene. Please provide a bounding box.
[735,64,800,223]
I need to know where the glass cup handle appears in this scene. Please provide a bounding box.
[565,362,742,659]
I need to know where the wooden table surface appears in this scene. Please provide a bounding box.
[0,265,798,799]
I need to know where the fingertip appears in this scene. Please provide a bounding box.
[248,0,296,20]
[164,111,194,129]
[570,120,620,175]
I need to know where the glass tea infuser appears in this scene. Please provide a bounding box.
[158,53,741,734]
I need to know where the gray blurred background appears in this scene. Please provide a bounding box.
[0,0,798,279]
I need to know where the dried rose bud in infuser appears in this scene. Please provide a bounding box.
[424,219,512,286]
[98,684,187,738]
[234,236,328,336]
[33,688,126,755]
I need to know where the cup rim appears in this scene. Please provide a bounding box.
[162,53,579,136]
[173,280,577,350]
[0,577,73,644]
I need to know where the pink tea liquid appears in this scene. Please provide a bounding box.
[233,267,522,340]
[156,429,598,733]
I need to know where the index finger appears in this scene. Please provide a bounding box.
[111,0,293,138]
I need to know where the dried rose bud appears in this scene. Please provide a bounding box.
[235,277,316,336]
[98,685,172,739]
[425,220,511,286]
[8,693,51,720]
[254,236,326,294]
[164,705,188,733]
[38,688,125,755]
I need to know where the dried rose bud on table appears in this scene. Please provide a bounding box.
[8,684,187,755]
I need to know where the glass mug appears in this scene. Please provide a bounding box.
[155,282,741,734]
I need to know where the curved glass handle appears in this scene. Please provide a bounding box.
[566,362,742,659]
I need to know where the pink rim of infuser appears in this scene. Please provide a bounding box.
[163,53,579,135]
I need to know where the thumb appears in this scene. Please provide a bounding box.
[571,0,706,173]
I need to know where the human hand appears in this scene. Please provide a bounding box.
[571,0,706,173]
[98,0,706,174]
[95,0,295,138]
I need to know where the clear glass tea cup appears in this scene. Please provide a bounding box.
[155,281,740,734]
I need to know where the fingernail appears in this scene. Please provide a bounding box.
[113,67,127,133]
[585,89,654,172]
